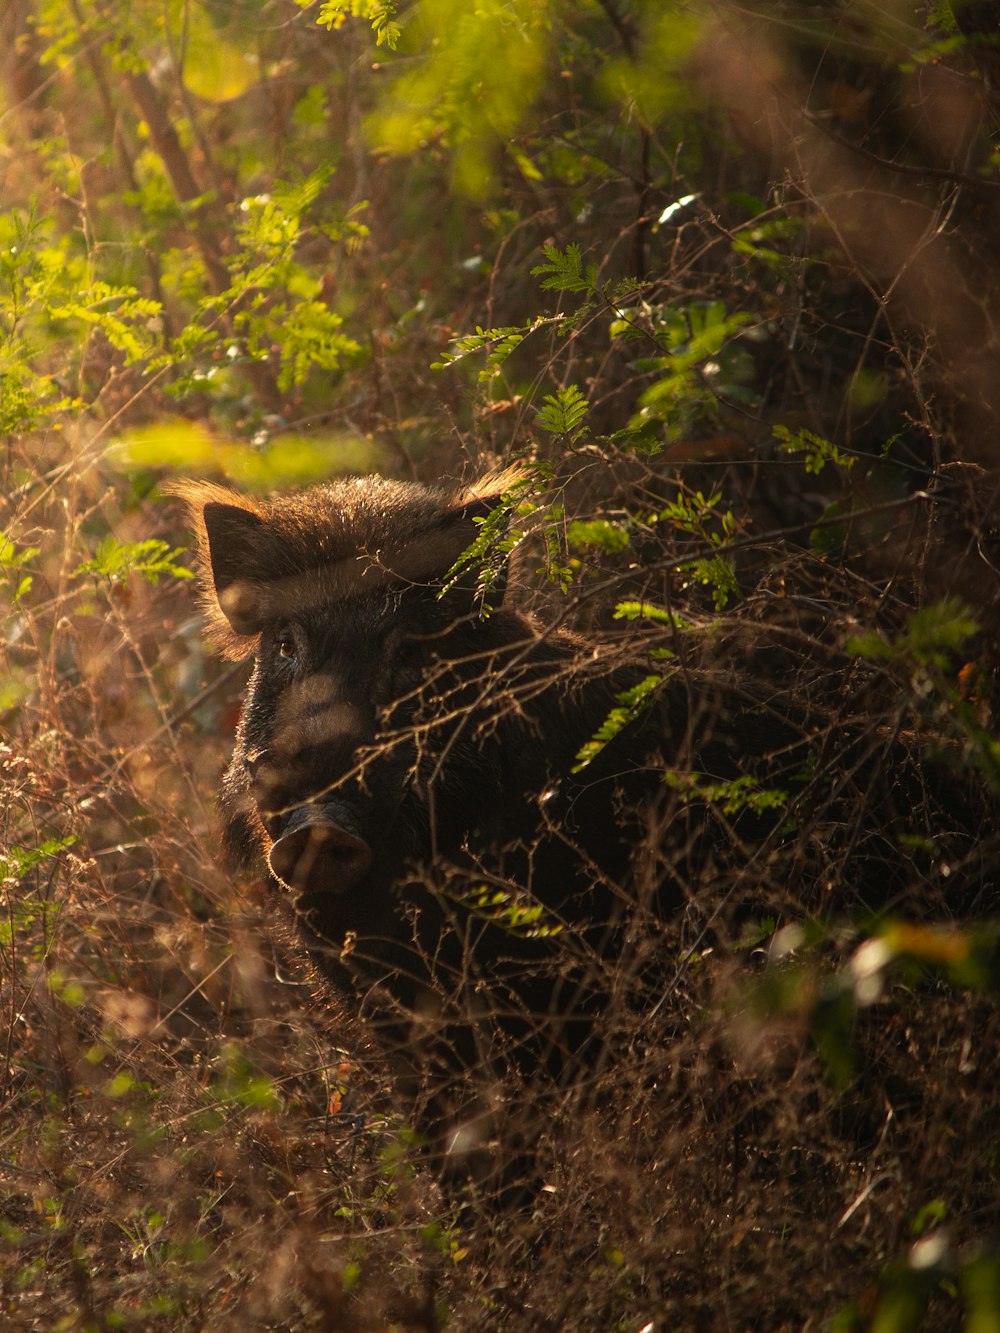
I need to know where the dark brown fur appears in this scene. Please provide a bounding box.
[174,471,721,1182]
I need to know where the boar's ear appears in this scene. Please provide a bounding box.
[431,466,532,609]
[169,482,270,655]
[389,467,531,608]
[201,502,269,637]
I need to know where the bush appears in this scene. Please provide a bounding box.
[1,1,998,1326]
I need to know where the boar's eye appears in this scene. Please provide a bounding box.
[395,636,424,669]
[380,632,426,698]
[274,629,297,661]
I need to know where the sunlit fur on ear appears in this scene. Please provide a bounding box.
[457,464,535,512]
[456,464,538,602]
[167,480,267,660]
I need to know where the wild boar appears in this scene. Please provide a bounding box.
[174,468,808,1179]
[180,473,651,958]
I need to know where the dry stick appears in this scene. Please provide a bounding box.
[105,491,933,828]
[97,660,248,790]
[67,0,173,341]
[416,492,937,1007]
[787,81,1000,194]
[150,951,235,1036]
[276,492,928,1018]
[631,125,653,281]
[75,1,284,408]
[123,68,231,297]
[79,2,226,287]
[0,888,20,1118]
[0,0,50,126]
[120,62,283,409]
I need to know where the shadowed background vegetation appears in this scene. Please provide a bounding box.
[2,1,1000,1327]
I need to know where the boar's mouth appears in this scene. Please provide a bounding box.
[267,804,373,898]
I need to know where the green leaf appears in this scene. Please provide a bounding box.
[536,384,589,440]
[439,472,539,613]
[448,884,564,939]
[73,538,193,586]
[0,534,39,568]
[530,243,598,294]
[662,771,788,817]
[574,675,664,771]
[684,553,738,609]
[113,419,379,488]
[566,519,630,554]
[432,318,552,379]
[176,3,258,103]
[847,598,978,671]
[0,836,76,883]
[961,1252,1000,1333]
[315,1,401,49]
[613,601,694,630]
[774,423,856,475]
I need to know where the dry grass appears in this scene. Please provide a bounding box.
[1,433,998,1331]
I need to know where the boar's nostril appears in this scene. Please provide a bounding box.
[268,818,373,896]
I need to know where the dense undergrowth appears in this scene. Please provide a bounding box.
[2,1,1000,1327]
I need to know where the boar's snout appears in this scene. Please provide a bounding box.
[267,804,373,897]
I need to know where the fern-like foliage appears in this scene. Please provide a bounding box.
[432,317,554,380]
[530,242,599,294]
[773,424,856,475]
[662,771,788,817]
[314,1,401,49]
[536,384,589,441]
[439,472,540,614]
[573,674,664,772]
[73,539,193,586]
